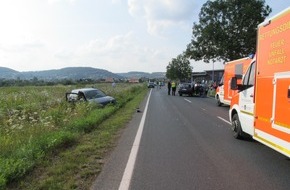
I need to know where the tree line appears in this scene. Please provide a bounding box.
[166,0,271,81]
[0,78,92,87]
[0,77,150,87]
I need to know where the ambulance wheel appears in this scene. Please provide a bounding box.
[232,114,244,139]
[216,96,222,106]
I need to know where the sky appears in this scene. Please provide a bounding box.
[0,0,288,73]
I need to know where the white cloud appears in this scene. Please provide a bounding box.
[128,0,144,16]
[0,37,45,53]
[128,0,197,35]
[111,0,122,4]
[0,0,215,73]
[0,43,54,71]
[76,32,136,57]
[47,0,76,4]
[52,32,167,72]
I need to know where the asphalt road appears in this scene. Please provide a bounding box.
[91,87,290,190]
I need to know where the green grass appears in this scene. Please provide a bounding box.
[0,83,147,189]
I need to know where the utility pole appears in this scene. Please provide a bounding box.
[212,62,214,81]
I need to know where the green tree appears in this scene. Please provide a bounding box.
[166,54,192,81]
[185,0,271,62]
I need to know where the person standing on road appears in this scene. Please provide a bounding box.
[167,81,171,95]
[171,81,176,96]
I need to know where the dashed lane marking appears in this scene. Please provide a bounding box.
[217,116,231,125]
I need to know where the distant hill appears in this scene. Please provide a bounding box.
[117,71,166,79]
[0,67,21,79]
[21,67,123,80]
[0,67,123,80]
[0,67,166,81]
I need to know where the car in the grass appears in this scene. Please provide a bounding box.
[66,88,116,106]
[178,83,194,96]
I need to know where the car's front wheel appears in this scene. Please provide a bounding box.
[232,114,245,139]
[216,95,222,106]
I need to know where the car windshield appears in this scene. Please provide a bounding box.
[182,84,191,88]
[84,90,106,99]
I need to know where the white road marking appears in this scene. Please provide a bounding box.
[217,116,231,125]
[118,89,152,190]
[184,98,191,103]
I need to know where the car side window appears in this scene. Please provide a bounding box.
[219,74,224,85]
[243,67,250,86]
[248,62,256,86]
[242,61,256,87]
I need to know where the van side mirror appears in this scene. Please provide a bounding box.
[230,77,238,90]
[248,53,255,59]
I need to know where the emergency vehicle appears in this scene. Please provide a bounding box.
[229,7,290,157]
[215,57,252,106]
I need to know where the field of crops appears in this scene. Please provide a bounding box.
[0,83,145,188]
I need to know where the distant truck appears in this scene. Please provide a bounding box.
[215,57,252,106]
[229,7,290,157]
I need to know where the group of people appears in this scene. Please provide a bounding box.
[167,81,176,96]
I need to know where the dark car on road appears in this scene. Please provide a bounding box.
[147,82,155,88]
[66,88,116,106]
[178,83,194,96]
[194,83,208,97]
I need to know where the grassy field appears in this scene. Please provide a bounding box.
[0,83,148,189]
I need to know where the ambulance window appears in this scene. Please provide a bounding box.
[243,67,250,85]
[243,61,256,86]
[248,62,256,86]
[219,74,224,85]
[235,63,243,79]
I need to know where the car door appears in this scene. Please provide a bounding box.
[238,62,256,136]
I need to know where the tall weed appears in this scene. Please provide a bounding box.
[0,83,145,188]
